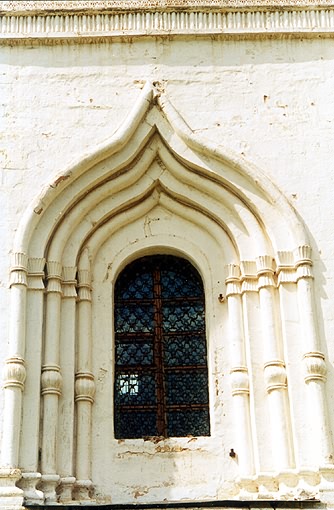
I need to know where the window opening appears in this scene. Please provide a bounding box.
[114,255,210,438]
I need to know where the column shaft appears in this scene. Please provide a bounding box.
[226,264,254,478]
[75,250,95,501]
[57,266,77,503]
[40,261,62,502]
[257,255,294,471]
[296,245,333,466]
[2,253,28,469]
[18,257,45,505]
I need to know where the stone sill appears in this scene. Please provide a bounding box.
[25,502,324,510]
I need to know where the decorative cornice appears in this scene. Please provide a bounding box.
[2,5,334,43]
[2,1,334,11]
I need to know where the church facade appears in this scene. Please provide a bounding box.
[1,1,334,508]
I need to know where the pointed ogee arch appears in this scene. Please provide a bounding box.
[3,81,334,509]
[15,81,308,258]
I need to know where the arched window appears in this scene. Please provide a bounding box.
[114,255,210,439]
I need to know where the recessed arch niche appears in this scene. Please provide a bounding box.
[2,82,334,507]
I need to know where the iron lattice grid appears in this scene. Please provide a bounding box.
[114,255,210,439]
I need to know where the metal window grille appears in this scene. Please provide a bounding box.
[114,255,210,438]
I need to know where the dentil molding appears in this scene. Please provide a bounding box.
[1,0,334,10]
[2,1,334,42]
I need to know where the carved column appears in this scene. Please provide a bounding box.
[40,261,63,502]
[2,253,27,467]
[295,245,333,466]
[256,255,294,471]
[226,264,254,478]
[18,257,45,505]
[0,253,28,507]
[57,266,77,503]
[275,251,302,492]
[74,250,95,501]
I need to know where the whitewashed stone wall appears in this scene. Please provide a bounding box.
[2,2,334,508]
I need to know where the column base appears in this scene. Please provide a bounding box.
[319,465,334,504]
[237,476,258,499]
[0,468,25,510]
[57,476,76,503]
[256,473,279,499]
[277,470,299,498]
[39,474,60,504]
[17,472,43,505]
[73,479,94,502]
[297,467,321,498]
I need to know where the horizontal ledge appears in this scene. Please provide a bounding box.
[2,8,334,42]
[1,34,334,46]
[25,501,324,510]
[2,1,334,12]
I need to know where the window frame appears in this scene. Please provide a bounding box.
[113,254,211,439]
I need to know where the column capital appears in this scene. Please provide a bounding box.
[46,261,63,294]
[225,264,241,297]
[256,255,276,289]
[62,266,77,298]
[9,252,28,287]
[77,269,92,302]
[277,251,296,285]
[27,257,46,290]
[294,245,314,280]
[240,260,258,293]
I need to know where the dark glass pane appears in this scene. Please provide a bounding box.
[164,334,207,366]
[166,371,209,405]
[167,409,210,437]
[162,302,204,332]
[116,341,153,366]
[116,269,153,299]
[161,262,203,299]
[115,410,158,439]
[115,373,156,405]
[115,303,154,333]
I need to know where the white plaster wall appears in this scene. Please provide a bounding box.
[2,35,334,500]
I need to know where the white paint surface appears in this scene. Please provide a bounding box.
[2,22,334,508]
